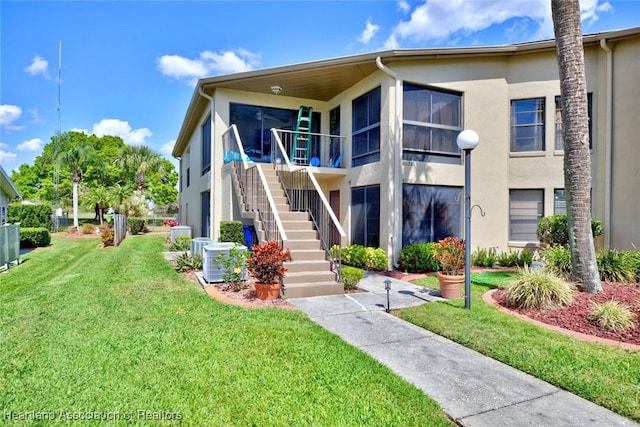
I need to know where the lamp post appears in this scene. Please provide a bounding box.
[456,130,479,310]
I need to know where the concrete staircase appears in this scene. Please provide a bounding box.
[235,164,343,298]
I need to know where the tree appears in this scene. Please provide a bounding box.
[57,137,95,230]
[116,145,166,198]
[551,0,602,293]
[85,186,114,225]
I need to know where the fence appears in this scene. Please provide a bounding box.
[1,224,20,269]
[113,214,127,246]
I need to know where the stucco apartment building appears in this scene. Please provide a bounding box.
[172,27,640,272]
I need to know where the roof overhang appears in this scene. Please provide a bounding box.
[172,26,640,158]
[0,165,21,201]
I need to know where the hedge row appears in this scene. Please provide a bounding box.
[20,227,51,248]
[8,204,53,230]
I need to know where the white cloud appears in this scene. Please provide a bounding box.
[0,143,17,165]
[358,19,380,44]
[25,55,50,78]
[91,119,152,146]
[17,138,43,151]
[70,128,89,134]
[160,140,176,157]
[157,48,260,85]
[386,0,613,46]
[0,104,23,131]
[397,0,410,13]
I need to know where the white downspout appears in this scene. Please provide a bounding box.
[199,86,216,240]
[599,39,613,249]
[376,56,402,268]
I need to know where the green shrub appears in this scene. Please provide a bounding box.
[398,243,439,273]
[170,235,191,252]
[99,224,114,247]
[219,221,244,245]
[497,250,519,267]
[541,245,572,279]
[537,214,603,247]
[341,266,364,290]
[589,301,636,332]
[19,227,51,248]
[597,250,636,283]
[8,203,53,230]
[621,251,640,283]
[175,252,203,273]
[127,217,146,235]
[80,223,96,234]
[348,245,367,269]
[364,247,388,271]
[504,267,574,310]
[471,247,497,268]
[213,245,248,291]
[516,248,534,267]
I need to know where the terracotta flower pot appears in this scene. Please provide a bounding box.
[437,272,464,299]
[254,282,281,300]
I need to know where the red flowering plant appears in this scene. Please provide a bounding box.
[434,236,466,276]
[246,241,292,284]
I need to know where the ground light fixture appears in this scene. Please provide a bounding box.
[384,278,391,313]
[456,130,479,310]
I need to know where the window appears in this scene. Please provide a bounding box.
[186,168,190,188]
[351,185,380,247]
[201,191,210,238]
[555,93,592,150]
[403,84,462,162]
[201,115,211,174]
[511,98,545,152]
[329,106,341,163]
[509,189,543,241]
[0,206,6,225]
[554,189,566,214]
[402,185,462,246]
[230,104,320,162]
[352,87,381,167]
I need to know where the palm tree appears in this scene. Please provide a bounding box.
[551,0,602,293]
[116,146,166,199]
[58,141,95,230]
[84,186,114,225]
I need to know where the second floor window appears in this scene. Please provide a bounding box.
[403,84,462,162]
[555,93,593,150]
[201,115,211,174]
[511,98,545,152]
[352,87,381,167]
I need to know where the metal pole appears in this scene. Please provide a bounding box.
[464,149,472,310]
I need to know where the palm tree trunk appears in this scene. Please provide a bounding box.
[551,0,602,292]
[72,180,79,230]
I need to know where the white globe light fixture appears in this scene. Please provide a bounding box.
[456,129,480,151]
[457,129,480,310]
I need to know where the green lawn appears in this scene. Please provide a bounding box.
[0,236,452,426]
[400,272,640,422]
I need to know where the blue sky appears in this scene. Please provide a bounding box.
[1,0,638,172]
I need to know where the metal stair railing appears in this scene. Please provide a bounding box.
[271,128,346,275]
[222,125,287,247]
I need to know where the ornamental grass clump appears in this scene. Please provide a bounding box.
[246,241,292,284]
[504,267,574,310]
[589,300,637,332]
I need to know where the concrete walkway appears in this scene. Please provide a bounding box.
[288,272,638,427]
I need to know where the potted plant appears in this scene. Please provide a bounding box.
[246,240,292,300]
[434,236,466,299]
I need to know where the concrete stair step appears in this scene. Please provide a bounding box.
[285,260,333,273]
[285,230,318,240]
[283,270,336,284]
[281,221,314,231]
[282,281,344,298]
[279,212,309,221]
[289,249,327,261]
[285,240,321,250]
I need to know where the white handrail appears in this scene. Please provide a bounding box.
[307,168,346,237]
[229,125,287,243]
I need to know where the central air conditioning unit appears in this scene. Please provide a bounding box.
[203,243,248,283]
[190,237,215,257]
[170,225,191,243]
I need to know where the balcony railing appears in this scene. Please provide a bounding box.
[271,129,345,168]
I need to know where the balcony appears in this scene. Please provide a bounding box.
[271,129,347,178]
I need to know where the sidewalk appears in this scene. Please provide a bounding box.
[288,272,638,427]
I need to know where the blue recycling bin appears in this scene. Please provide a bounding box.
[243,225,255,250]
